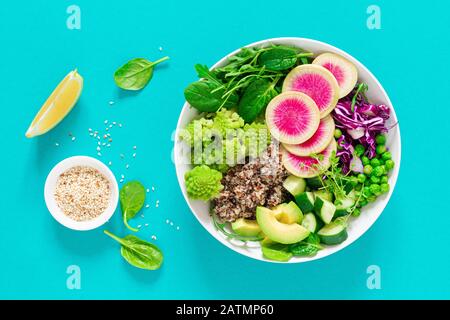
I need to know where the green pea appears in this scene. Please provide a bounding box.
[357,173,366,183]
[361,156,370,165]
[382,151,392,160]
[363,186,372,197]
[359,199,368,207]
[363,165,373,175]
[352,208,361,217]
[355,144,365,157]
[334,129,343,139]
[355,184,363,191]
[349,176,358,187]
[380,176,388,184]
[375,134,386,145]
[376,145,386,154]
[367,195,377,203]
[385,159,394,170]
[370,158,381,167]
[380,183,390,194]
[370,175,380,184]
[369,184,381,195]
[373,166,384,177]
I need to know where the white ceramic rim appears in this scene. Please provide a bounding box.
[44,156,119,231]
[174,37,401,263]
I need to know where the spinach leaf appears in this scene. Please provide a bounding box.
[258,46,298,71]
[289,234,323,257]
[184,80,238,112]
[114,56,169,90]
[260,241,292,262]
[120,181,146,232]
[104,231,163,270]
[238,78,278,123]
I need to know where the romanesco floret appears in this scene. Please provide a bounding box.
[184,165,223,201]
[243,122,271,158]
[212,109,245,135]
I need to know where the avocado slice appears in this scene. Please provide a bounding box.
[256,207,310,244]
[272,201,303,224]
[231,218,262,237]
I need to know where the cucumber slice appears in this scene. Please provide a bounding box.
[295,192,315,213]
[301,213,323,233]
[313,189,334,202]
[314,197,336,224]
[306,176,323,189]
[283,176,306,197]
[334,191,356,217]
[318,221,348,245]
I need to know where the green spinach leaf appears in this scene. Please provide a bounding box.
[184,80,238,112]
[260,241,292,262]
[104,231,163,270]
[289,234,323,257]
[238,78,278,123]
[259,46,313,71]
[114,56,169,90]
[120,181,146,232]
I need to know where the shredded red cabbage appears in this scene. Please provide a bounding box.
[333,85,391,173]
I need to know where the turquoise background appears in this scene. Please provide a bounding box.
[0,0,448,299]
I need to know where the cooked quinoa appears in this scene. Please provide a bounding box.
[54,166,111,221]
[213,144,288,222]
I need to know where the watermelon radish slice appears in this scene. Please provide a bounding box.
[265,91,320,144]
[283,115,335,156]
[282,139,337,178]
[282,64,339,118]
[313,53,358,98]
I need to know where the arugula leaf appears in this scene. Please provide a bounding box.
[114,56,169,90]
[120,181,146,232]
[104,231,163,270]
[238,78,278,123]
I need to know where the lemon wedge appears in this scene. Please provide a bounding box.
[25,69,83,138]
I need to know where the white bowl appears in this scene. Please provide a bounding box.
[174,37,401,263]
[44,156,119,231]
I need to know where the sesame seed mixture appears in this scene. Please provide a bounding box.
[54,166,111,221]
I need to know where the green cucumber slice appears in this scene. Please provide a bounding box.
[306,176,323,189]
[301,212,323,233]
[313,189,334,202]
[283,176,306,197]
[295,192,315,213]
[318,222,348,245]
[334,191,356,217]
[314,197,336,224]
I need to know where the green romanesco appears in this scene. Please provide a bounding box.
[212,109,245,135]
[243,122,271,158]
[184,165,224,201]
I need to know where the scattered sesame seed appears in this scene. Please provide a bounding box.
[89,133,93,137]
[133,146,137,150]
[88,128,92,132]
[102,142,106,146]
[145,204,150,208]
[132,153,136,158]
[97,136,100,140]
[96,146,101,151]
[112,122,116,125]
[107,144,111,147]
[126,164,129,169]
[166,219,169,224]
[151,235,157,240]
[104,120,108,124]
[108,139,113,143]
[108,161,112,166]
[106,127,109,131]
[97,152,102,157]
[159,46,163,51]
[144,223,149,227]
[109,124,113,128]
[176,226,180,230]
[103,135,107,139]
[120,153,125,159]
[55,142,59,147]
[141,214,145,218]
[109,101,114,105]
[151,186,155,191]
[170,222,174,226]
[121,174,125,179]
[97,141,101,146]
[137,224,142,229]
[118,123,123,128]
[119,179,124,183]
[71,137,76,142]
[146,188,150,193]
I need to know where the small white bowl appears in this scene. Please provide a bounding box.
[44,156,119,231]
[174,37,401,263]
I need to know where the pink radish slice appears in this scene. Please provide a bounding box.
[282,64,339,118]
[282,139,337,178]
[265,91,320,144]
[283,115,335,156]
[313,53,358,98]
